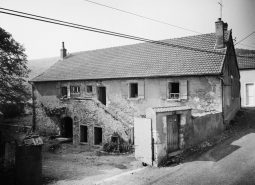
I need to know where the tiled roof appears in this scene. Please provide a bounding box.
[237,55,255,69]
[31,31,231,82]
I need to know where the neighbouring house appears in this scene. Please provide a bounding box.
[30,18,240,157]
[238,54,255,107]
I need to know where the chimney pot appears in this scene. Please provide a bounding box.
[60,42,67,59]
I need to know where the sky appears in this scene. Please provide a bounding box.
[0,0,255,60]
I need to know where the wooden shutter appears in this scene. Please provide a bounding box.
[92,85,97,95]
[180,80,188,99]
[138,80,145,99]
[56,83,60,98]
[159,79,167,100]
[121,81,128,98]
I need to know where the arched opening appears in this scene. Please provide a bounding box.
[60,117,73,138]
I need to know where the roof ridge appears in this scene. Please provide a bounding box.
[69,32,215,55]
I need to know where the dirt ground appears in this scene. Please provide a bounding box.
[1,108,255,185]
[0,116,141,185]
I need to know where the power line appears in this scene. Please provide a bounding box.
[83,0,202,34]
[0,8,254,59]
[235,30,255,46]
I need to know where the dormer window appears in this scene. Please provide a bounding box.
[71,86,80,94]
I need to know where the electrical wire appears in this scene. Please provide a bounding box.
[83,0,202,34]
[0,8,254,59]
[235,31,255,46]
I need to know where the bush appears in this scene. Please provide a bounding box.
[103,139,132,153]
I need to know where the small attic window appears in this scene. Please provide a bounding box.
[87,85,93,93]
[130,83,138,98]
[71,86,80,94]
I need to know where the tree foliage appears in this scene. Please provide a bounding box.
[0,27,30,105]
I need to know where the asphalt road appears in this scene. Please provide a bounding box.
[100,109,255,185]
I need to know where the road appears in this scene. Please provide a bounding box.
[100,108,255,185]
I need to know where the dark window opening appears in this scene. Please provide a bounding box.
[97,87,106,105]
[87,85,93,93]
[60,117,73,138]
[94,127,102,145]
[169,83,180,99]
[130,83,138,98]
[80,125,88,143]
[111,136,118,143]
[61,87,67,98]
[71,86,80,94]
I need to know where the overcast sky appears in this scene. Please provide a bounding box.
[0,0,255,59]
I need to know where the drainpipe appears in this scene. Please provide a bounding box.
[219,76,225,126]
[28,81,36,133]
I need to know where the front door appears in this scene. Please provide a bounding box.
[246,84,254,106]
[167,114,179,153]
[97,87,106,105]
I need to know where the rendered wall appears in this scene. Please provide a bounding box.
[240,70,255,107]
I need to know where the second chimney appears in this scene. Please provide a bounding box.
[60,42,67,59]
[215,18,226,49]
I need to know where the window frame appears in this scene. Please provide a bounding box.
[86,85,93,93]
[70,86,81,94]
[129,83,138,98]
[168,82,180,100]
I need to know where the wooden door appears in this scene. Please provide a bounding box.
[167,115,179,153]
[246,84,254,106]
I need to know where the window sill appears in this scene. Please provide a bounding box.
[166,98,181,102]
[127,97,140,100]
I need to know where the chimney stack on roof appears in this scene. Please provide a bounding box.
[215,18,228,49]
[60,42,67,59]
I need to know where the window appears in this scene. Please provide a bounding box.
[130,83,138,98]
[168,82,180,99]
[61,87,67,98]
[71,86,80,94]
[87,85,93,93]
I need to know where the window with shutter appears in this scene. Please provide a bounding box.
[168,82,180,99]
[121,81,128,98]
[138,81,145,99]
[180,80,188,100]
[159,79,167,100]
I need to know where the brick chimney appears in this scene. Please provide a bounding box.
[215,18,227,49]
[60,42,67,59]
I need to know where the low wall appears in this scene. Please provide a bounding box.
[184,112,224,148]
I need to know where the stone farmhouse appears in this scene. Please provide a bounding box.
[238,54,255,107]
[30,18,240,151]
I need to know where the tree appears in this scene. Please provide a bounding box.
[0,27,30,115]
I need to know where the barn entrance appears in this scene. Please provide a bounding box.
[60,117,73,138]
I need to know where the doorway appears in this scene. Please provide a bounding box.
[94,127,102,145]
[167,114,179,153]
[60,117,73,138]
[97,87,106,105]
[80,125,88,143]
[246,84,254,106]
